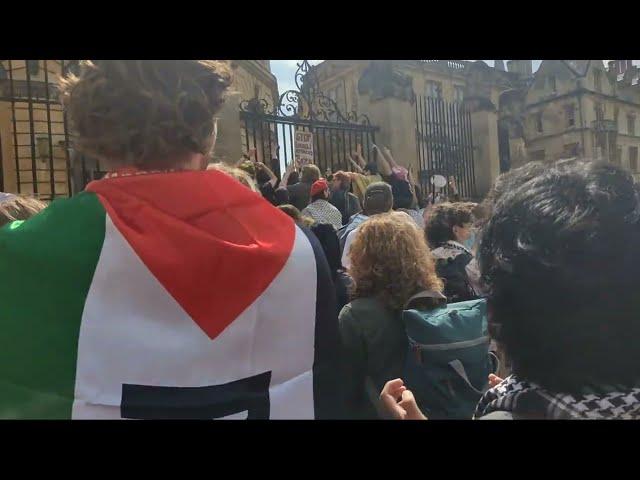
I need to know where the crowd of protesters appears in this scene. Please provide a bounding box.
[2,59,640,420]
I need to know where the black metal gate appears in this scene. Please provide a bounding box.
[0,59,99,199]
[240,61,378,176]
[415,95,476,199]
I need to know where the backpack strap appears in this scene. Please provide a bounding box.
[404,290,447,310]
[448,359,484,395]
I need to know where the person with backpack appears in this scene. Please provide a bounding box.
[425,202,479,303]
[338,212,445,419]
[381,159,640,420]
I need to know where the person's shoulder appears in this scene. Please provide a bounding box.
[1,192,102,241]
[344,297,389,318]
[311,222,336,235]
[477,411,514,420]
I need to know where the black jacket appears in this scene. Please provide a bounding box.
[287,182,312,211]
[329,190,362,226]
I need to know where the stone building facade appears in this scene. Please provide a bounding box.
[499,60,640,179]
[309,59,640,197]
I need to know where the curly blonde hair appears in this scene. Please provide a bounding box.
[349,211,443,310]
[59,60,233,168]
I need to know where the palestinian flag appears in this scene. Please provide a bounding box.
[0,170,341,419]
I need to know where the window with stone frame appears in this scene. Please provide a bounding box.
[565,104,576,127]
[26,60,39,76]
[613,146,622,165]
[425,80,443,99]
[535,112,543,133]
[630,147,639,172]
[595,102,604,121]
[628,115,636,136]
[594,69,602,92]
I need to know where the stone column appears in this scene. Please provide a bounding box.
[212,92,242,165]
[356,61,418,172]
[365,96,418,171]
[470,107,500,198]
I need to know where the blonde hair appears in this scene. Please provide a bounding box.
[277,204,315,228]
[207,162,258,192]
[349,211,443,309]
[0,194,48,227]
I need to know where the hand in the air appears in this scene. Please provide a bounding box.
[379,379,427,420]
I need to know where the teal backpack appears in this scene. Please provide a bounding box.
[402,291,496,419]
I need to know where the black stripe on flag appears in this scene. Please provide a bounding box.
[121,371,271,419]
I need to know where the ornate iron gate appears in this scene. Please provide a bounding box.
[240,61,378,176]
[415,95,476,199]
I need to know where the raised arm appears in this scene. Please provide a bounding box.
[371,144,393,177]
[281,160,298,187]
[348,154,365,174]
[256,162,278,188]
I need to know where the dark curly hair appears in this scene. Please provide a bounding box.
[424,202,475,248]
[479,160,640,393]
[59,60,233,169]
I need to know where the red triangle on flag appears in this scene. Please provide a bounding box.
[87,170,296,340]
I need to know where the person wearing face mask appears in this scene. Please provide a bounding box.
[424,202,479,303]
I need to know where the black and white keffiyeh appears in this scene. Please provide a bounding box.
[302,199,343,231]
[475,374,640,419]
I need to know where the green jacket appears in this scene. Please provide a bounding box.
[339,297,407,419]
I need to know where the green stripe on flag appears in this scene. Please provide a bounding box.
[0,192,106,418]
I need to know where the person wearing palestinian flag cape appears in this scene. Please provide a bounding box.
[0,60,344,419]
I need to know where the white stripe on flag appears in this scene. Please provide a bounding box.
[72,215,317,419]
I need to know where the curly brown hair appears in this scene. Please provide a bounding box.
[425,202,476,248]
[59,60,233,169]
[349,212,443,310]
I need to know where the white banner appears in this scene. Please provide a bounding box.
[294,131,314,165]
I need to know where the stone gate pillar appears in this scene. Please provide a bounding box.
[357,61,418,172]
[466,97,500,199]
[213,92,242,165]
